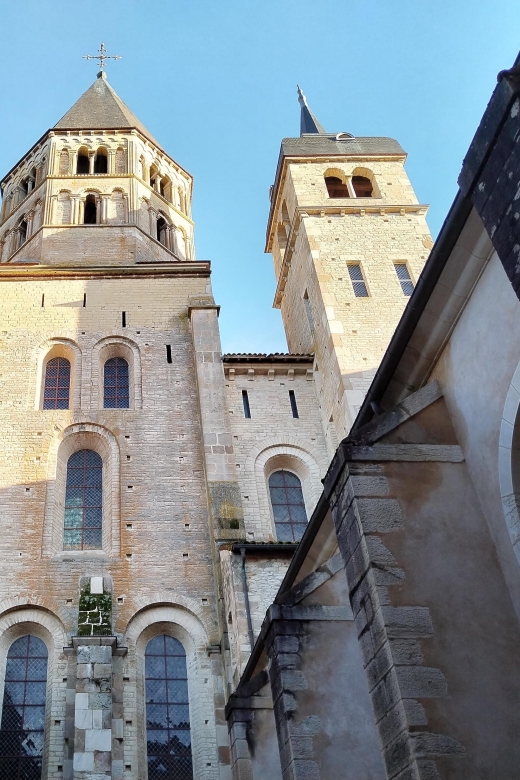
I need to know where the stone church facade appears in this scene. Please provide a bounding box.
[0,51,518,780]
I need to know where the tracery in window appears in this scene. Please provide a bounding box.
[63,449,103,550]
[0,635,48,778]
[104,357,129,409]
[268,470,308,541]
[145,634,193,780]
[43,356,71,409]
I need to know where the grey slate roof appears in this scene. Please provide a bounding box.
[54,74,161,148]
[281,134,405,158]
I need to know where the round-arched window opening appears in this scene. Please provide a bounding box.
[77,155,89,175]
[94,150,108,174]
[157,217,168,246]
[84,195,97,225]
[18,220,28,245]
[352,176,373,197]
[325,176,350,198]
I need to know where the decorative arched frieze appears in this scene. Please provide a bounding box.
[43,422,121,558]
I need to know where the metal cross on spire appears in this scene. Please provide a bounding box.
[83,42,122,72]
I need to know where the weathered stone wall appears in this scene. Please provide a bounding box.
[0,269,229,779]
[224,363,329,539]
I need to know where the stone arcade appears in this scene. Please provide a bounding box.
[0,49,520,780]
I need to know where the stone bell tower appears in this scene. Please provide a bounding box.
[0,70,194,266]
[265,87,433,448]
[0,62,234,780]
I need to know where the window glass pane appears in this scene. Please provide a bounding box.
[63,450,103,551]
[395,263,414,297]
[269,470,308,542]
[104,357,130,409]
[0,636,48,773]
[145,635,193,780]
[43,357,71,410]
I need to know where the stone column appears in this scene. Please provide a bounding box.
[27,177,35,194]
[62,577,126,780]
[100,195,110,224]
[25,210,35,238]
[108,150,116,174]
[70,196,80,225]
[88,153,96,175]
[149,208,157,237]
[70,151,78,176]
[78,199,85,225]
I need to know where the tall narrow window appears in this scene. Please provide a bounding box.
[269,470,308,542]
[0,635,48,778]
[394,263,414,296]
[242,390,251,419]
[18,220,28,246]
[104,357,130,409]
[84,195,97,224]
[289,390,299,418]
[43,356,71,409]
[77,154,89,175]
[157,217,168,246]
[145,635,193,780]
[63,450,102,550]
[347,264,369,297]
[94,149,108,174]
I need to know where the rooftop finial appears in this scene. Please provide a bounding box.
[83,42,122,78]
[296,85,326,136]
[297,85,308,108]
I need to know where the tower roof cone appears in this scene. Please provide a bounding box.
[297,85,326,135]
[54,71,161,148]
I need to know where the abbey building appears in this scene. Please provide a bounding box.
[1,51,520,780]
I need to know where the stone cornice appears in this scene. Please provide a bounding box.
[0,261,210,281]
[272,204,429,308]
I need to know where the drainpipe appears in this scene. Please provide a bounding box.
[239,547,255,652]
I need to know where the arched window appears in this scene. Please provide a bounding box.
[18,220,28,246]
[145,635,193,780]
[76,149,89,175]
[84,194,97,224]
[94,148,108,174]
[352,175,373,197]
[63,449,103,550]
[104,357,129,408]
[0,635,48,777]
[325,176,350,198]
[268,470,308,541]
[157,217,168,246]
[43,356,71,409]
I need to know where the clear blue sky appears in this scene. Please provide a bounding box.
[0,1,519,352]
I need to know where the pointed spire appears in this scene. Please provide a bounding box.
[54,74,161,149]
[297,85,326,135]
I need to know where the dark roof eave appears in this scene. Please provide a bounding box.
[222,353,314,364]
